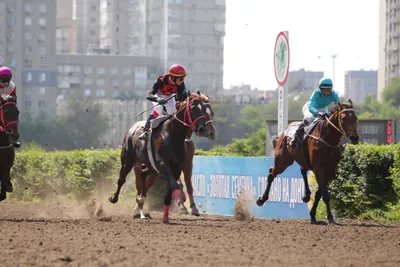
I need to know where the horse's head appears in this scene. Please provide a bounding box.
[194,92,216,140]
[175,91,216,139]
[333,99,359,144]
[0,94,19,143]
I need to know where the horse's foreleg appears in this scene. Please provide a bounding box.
[320,183,335,224]
[177,177,189,215]
[183,163,199,216]
[0,174,6,202]
[301,168,312,203]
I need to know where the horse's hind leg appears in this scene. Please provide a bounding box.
[133,164,155,219]
[301,168,312,203]
[109,135,135,204]
[309,189,322,224]
[257,140,294,206]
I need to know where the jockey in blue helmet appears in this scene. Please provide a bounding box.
[289,77,340,147]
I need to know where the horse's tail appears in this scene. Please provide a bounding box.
[271,135,279,148]
[121,132,135,165]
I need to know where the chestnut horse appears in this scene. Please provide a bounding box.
[256,100,359,224]
[0,94,20,201]
[109,93,216,223]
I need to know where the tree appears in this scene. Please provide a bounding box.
[382,78,400,107]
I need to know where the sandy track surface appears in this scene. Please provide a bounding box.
[0,202,399,267]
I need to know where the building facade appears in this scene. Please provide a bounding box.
[344,70,378,103]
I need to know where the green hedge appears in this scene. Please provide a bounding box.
[326,143,400,221]
[7,144,400,221]
[10,148,121,202]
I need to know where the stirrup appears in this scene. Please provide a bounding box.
[139,129,149,140]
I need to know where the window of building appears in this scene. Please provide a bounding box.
[39,73,46,83]
[38,87,46,95]
[96,67,105,74]
[96,79,105,85]
[84,78,92,85]
[26,72,32,82]
[25,17,32,26]
[38,100,46,107]
[84,67,93,74]
[96,89,105,97]
[39,18,46,27]
[84,89,92,96]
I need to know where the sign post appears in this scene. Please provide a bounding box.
[274,31,290,136]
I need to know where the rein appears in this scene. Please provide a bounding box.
[173,97,206,130]
[0,101,18,132]
[307,108,355,148]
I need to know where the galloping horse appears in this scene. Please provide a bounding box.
[138,94,216,217]
[0,94,20,201]
[109,92,216,223]
[256,100,359,224]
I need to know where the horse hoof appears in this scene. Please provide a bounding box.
[329,220,336,225]
[108,196,118,204]
[179,206,189,215]
[191,207,200,216]
[0,194,6,202]
[302,195,310,203]
[256,198,265,206]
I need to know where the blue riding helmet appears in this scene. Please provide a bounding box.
[319,77,333,89]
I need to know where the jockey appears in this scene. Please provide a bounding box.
[289,77,340,147]
[0,66,20,148]
[139,64,189,140]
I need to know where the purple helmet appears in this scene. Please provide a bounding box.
[0,66,12,79]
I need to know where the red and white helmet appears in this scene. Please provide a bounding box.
[0,66,12,79]
[168,64,186,77]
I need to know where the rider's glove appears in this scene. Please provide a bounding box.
[157,97,168,105]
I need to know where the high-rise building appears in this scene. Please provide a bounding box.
[0,0,58,118]
[378,0,400,101]
[345,70,378,103]
[96,0,226,96]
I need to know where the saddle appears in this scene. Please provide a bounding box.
[284,119,320,142]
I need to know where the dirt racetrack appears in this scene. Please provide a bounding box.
[1,202,400,267]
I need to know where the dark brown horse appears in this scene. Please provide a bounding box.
[0,94,20,201]
[256,100,359,224]
[109,93,216,223]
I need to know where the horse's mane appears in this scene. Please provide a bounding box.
[189,92,210,103]
[331,101,352,114]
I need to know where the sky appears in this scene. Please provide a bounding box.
[223,0,380,96]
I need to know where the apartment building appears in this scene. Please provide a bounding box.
[56,54,159,99]
[344,70,378,103]
[0,0,58,118]
[56,0,77,53]
[75,0,226,96]
[378,0,400,101]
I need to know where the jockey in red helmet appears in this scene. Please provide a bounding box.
[139,64,189,140]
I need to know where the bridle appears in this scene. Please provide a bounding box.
[173,97,207,130]
[0,100,18,149]
[308,107,357,148]
[0,101,18,132]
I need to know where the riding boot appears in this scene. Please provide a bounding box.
[290,120,307,147]
[139,115,154,141]
[5,180,13,193]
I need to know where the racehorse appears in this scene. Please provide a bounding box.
[0,94,20,202]
[138,96,216,217]
[109,92,216,223]
[256,100,359,224]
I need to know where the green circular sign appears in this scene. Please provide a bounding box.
[274,32,290,86]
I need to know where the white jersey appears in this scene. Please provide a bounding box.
[0,81,16,96]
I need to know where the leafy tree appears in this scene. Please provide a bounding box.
[382,78,400,107]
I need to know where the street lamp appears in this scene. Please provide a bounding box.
[317,54,338,82]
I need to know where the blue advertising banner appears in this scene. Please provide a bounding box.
[192,156,309,219]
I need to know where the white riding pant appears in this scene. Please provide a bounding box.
[152,93,176,117]
[302,101,328,123]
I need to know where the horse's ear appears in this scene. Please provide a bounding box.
[197,90,201,96]
[348,99,353,106]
